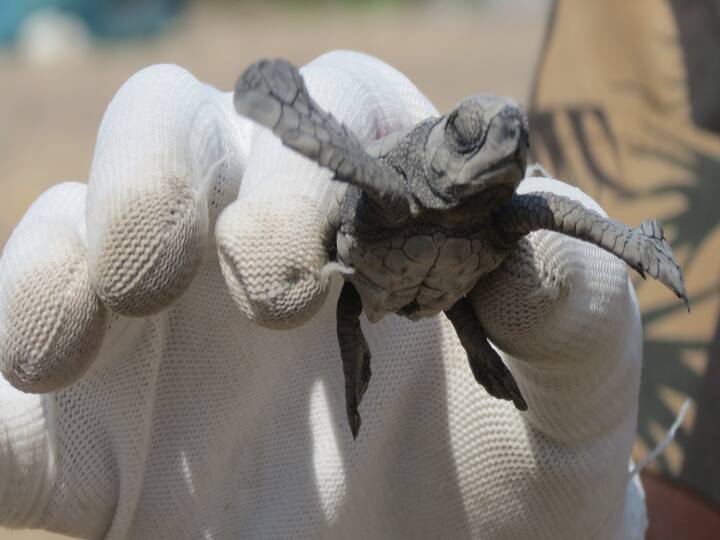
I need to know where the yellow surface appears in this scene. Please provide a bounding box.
[530,0,720,486]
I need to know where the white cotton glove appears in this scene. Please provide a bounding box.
[0,51,647,539]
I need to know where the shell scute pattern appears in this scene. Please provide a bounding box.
[340,223,507,322]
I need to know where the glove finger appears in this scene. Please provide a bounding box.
[86,64,250,316]
[216,115,339,328]
[471,176,642,443]
[216,178,336,330]
[473,176,623,362]
[217,51,436,328]
[0,182,107,393]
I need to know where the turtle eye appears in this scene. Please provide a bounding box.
[446,112,477,153]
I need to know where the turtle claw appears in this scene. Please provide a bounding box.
[633,219,689,307]
[348,410,362,440]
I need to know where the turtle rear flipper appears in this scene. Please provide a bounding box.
[337,282,373,439]
[235,59,410,225]
[445,297,527,411]
[497,192,689,308]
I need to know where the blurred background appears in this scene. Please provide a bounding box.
[0,0,717,538]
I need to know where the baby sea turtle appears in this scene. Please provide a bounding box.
[234,59,688,439]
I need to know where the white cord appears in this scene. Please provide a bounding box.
[629,399,692,478]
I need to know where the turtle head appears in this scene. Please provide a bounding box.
[424,94,528,209]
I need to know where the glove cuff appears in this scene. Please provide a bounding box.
[0,379,55,529]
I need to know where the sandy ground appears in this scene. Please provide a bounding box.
[0,2,549,538]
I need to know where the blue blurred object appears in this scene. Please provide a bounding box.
[0,0,189,44]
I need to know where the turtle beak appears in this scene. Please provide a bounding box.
[465,151,526,192]
[456,107,528,194]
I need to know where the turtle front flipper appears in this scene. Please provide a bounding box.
[234,59,410,226]
[496,192,689,308]
[445,297,527,411]
[337,281,372,439]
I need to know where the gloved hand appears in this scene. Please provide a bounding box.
[0,51,647,539]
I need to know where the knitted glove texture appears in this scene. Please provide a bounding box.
[0,51,646,539]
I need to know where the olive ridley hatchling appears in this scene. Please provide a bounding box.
[234,59,688,439]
